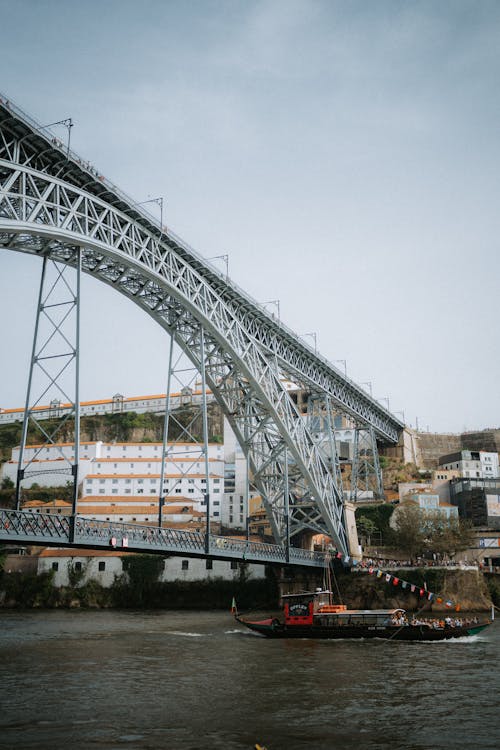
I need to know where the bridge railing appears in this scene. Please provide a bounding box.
[0,509,328,567]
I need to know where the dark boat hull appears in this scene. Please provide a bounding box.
[236,617,490,641]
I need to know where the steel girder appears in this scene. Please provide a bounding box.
[0,100,403,445]
[0,160,349,552]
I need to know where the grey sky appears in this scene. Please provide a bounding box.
[0,0,499,433]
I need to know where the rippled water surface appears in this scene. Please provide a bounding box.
[0,609,499,750]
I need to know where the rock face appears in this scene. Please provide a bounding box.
[338,569,492,612]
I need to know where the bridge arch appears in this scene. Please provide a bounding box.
[0,162,348,552]
[0,96,403,555]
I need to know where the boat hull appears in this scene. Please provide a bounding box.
[236,617,490,641]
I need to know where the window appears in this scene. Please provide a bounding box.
[125,479,131,484]
[137,480,144,484]
[230,561,238,570]
[98,561,106,571]
[52,562,59,571]
[213,489,220,494]
[112,479,118,484]
[213,511,220,517]
[99,489,105,494]
[99,479,105,484]
[175,488,182,494]
[182,560,189,570]
[74,561,82,572]
[206,560,213,570]
[112,489,118,494]
[188,489,194,494]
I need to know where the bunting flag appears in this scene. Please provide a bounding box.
[330,550,462,612]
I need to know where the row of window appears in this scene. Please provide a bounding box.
[52,559,239,572]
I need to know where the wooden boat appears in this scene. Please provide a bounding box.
[235,589,491,641]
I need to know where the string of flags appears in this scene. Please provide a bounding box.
[331,551,461,611]
[370,566,461,611]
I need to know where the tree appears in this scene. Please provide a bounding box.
[357,515,377,546]
[390,504,428,561]
[424,514,474,560]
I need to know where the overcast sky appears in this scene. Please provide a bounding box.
[0,0,499,434]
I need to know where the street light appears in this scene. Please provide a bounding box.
[208,254,229,281]
[333,359,347,378]
[377,396,390,410]
[262,299,280,321]
[360,381,372,396]
[40,117,74,158]
[136,197,165,230]
[394,410,405,424]
[301,332,317,353]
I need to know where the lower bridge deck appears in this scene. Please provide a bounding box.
[0,508,329,568]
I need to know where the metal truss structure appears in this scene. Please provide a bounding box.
[0,95,403,557]
[350,426,385,502]
[0,508,328,568]
[15,254,81,516]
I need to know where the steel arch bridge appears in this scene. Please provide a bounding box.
[0,94,403,562]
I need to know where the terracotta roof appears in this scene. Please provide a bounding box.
[39,548,133,558]
[95,457,221,463]
[85,472,222,479]
[23,499,72,508]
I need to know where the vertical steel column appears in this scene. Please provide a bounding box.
[16,255,48,510]
[351,427,360,503]
[245,451,250,542]
[324,395,344,502]
[284,446,290,563]
[199,330,211,554]
[158,331,175,528]
[69,248,81,543]
[370,425,384,499]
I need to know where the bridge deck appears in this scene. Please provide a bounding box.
[0,509,329,568]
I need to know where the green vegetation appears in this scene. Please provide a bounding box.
[389,506,473,561]
[0,555,279,610]
[355,504,395,544]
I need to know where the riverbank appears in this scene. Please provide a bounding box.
[0,564,495,611]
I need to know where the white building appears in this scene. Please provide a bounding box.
[438,450,499,480]
[36,548,266,586]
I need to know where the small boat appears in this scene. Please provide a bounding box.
[235,589,491,641]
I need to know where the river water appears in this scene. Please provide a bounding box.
[0,609,498,750]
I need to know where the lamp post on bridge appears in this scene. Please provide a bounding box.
[136,197,165,231]
[333,359,347,378]
[208,254,229,282]
[377,396,390,411]
[40,117,74,158]
[263,299,280,321]
[301,332,317,353]
[360,381,373,396]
